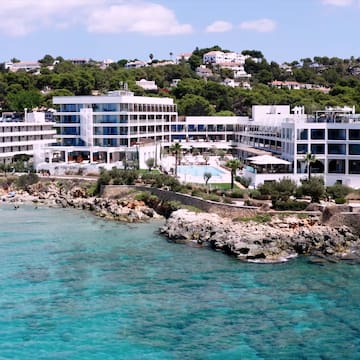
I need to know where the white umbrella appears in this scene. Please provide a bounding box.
[247,155,291,165]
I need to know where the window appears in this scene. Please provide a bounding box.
[328,159,345,173]
[311,144,325,154]
[297,144,308,154]
[349,160,360,174]
[328,129,346,140]
[328,144,346,155]
[311,129,325,140]
[61,104,79,112]
[349,129,360,140]
[297,129,308,140]
[349,144,360,155]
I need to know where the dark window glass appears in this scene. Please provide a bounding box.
[328,129,346,140]
[349,129,360,140]
[297,144,308,154]
[328,159,345,173]
[349,160,360,174]
[328,144,346,155]
[311,129,325,140]
[349,144,360,155]
[311,144,325,154]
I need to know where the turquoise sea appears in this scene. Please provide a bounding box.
[0,204,360,359]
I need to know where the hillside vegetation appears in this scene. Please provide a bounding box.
[2,46,360,115]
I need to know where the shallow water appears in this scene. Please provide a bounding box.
[0,204,359,359]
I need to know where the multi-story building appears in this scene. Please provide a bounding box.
[237,105,360,188]
[203,51,248,65]
[0,112,56,165]
[41,89,360,187]
[48,90,177,165]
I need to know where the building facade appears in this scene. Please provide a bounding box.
[48,90,177,164]
[237,105,360,188]
[0,112,56,165]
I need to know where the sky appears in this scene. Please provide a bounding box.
[1,0,360,64]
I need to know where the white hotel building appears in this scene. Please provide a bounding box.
[236,105,360,188]
[37,90,360,188]
[0,112,55,166]
[47,90,176,167]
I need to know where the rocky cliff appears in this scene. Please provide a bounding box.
[160,209,360,263]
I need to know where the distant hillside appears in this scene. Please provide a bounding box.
[1,47,360,116]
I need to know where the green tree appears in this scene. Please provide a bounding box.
[241,50,264,59]
[0,162,11,177]
[177,94,214,116]
[203,171,212,191]
[38,54,55,66]
[226,159,241,189]
[145,157,155,171]
[6,89,42,112]
[299,177,325,203]
[304,152,317,180]
[170,142,182,177]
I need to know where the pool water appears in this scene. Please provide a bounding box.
[177,165,224,177]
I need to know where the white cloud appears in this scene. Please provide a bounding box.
[239,18,277,33]
[321,0,353,6]
[87,3,193,35]
[205,21,233,33]
[0,0,192,37]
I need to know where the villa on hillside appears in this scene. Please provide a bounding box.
[135,79,158,91]
[5,61,41,73]
[270,80,331,93]
[203,51,248,65]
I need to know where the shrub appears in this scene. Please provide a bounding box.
[15,173,39,190]
[236,214,272,223]
[236,176,251,188]
[335,197,346,204]
[326,183,351,200]
[85,183,98,197]
[203,193,222,202]
[299,177,325,203]
[134,191,151,202]
[272,200,308,211]
[228,189,245,198]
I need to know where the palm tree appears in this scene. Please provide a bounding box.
[226,159,241,189]
[203,171,212,192]
[170,142,182,177]
[304,152,316,180]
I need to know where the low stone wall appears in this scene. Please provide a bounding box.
[102,185,258,218]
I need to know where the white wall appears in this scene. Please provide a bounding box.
[252,105,291,122]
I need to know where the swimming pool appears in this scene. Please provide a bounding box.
[177,165,224,177]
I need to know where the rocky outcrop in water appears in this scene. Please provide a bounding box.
[1,183,162,223]
[160,209,360,263]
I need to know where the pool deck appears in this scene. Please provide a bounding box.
[160,155,232,184]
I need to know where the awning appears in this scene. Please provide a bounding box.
[247,154,291,165]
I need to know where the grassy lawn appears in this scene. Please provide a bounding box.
[209,183,239,190]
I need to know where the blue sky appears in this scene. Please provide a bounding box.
[1,0,360,64]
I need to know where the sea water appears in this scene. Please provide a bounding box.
[0,204,359,359]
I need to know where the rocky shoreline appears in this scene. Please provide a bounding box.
[160,209,360,264]
[3,180,360,264]
[0,182,163,223]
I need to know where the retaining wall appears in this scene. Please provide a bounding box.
[102,185,258,218]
